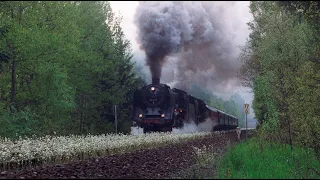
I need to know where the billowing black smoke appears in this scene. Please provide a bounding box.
[134,1,251,94]
[134,1,215,82]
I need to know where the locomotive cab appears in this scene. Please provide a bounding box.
[172,88,189,128]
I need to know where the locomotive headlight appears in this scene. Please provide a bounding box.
[151,87,155,91]
[161,114,165,118]
[139,114,143,118]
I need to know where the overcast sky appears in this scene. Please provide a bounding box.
[109,1,256,123]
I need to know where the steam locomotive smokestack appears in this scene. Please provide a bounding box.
[152,77,160,84]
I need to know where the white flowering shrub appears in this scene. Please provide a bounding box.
[0,131,212,170]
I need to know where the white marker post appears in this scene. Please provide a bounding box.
[244,103,250,141]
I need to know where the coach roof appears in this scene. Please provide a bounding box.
[205,105,218,112]
[207,106,238,119]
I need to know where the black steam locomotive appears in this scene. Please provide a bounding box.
[131,78,239,133]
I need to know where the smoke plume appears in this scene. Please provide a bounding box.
[130,118,218,135]
[134,1,252,95]
[172,118,218,134]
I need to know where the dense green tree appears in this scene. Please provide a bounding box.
[0,1,80,137]
[239,1,320,155]
[0,1,143,138]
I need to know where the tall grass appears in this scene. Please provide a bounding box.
[217,138,320,179]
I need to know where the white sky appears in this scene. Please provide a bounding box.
[109,1,256,123]
[109,1,140,52]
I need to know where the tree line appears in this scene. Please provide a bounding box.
[0,1,145,139]
[239,1,320,157]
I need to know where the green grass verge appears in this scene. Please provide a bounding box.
[217,138,320,179]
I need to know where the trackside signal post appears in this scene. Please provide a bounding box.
[244,103,250,141]
[113,105,118,134]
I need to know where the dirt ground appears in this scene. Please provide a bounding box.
[1,131,243,179]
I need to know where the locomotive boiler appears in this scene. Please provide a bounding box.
[131,78,239,133]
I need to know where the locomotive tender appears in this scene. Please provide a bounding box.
[132,78,239,133]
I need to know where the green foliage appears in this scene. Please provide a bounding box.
[290,61,320,155]
[217,138,320,179]
[0,103,40,139]
[240,1,320,154]
[0,1,143,138]
[252,74,279,138]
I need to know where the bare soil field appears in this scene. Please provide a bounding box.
[1,131,246,179]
